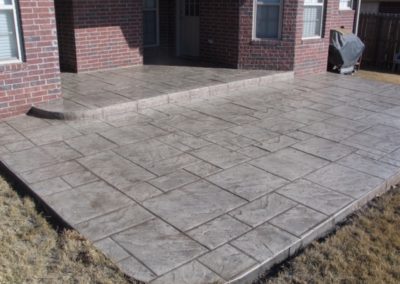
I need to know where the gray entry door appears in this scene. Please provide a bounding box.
[179,0,199,57]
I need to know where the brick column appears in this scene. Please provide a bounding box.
[55,0,143,72]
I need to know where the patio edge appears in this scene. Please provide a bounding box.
[228,173,400,284]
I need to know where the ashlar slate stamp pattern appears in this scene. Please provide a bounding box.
[2,72,400,283]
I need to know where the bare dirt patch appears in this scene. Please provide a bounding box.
[258,186,400,284]
[0,176,134,284]
[355,70,400,85]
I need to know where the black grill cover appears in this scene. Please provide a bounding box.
[329,29,365,69]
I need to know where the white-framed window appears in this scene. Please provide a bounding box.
[303,0,324,39]
[253,0,283,40]
[143,0,159,47]
[0,0,23,64]
[339,0,352,10]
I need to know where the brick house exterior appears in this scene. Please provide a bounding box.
[0,0,357,118]
[0,0,61,119]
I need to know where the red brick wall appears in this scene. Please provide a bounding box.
[0,0,61,119]
[294,0,356,75]
[238,0,299,71]
[200,0,239,67]
[55,0,356,76]
[237,0,355,74]
[56,0,143,72]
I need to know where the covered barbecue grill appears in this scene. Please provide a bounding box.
[328,29,365,74]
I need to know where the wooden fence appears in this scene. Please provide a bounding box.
[359,13,400,70]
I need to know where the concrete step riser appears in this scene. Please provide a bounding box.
[28,72,294,121]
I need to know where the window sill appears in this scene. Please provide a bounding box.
[0,59,22,65]
[0,59,25,72]
[339,8,355,13]
[301,37,324,44]
[251,38,282,46]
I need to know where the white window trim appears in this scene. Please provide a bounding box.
[252,0,284,40]
[0,0,23,64]
[339,0,353,10]
[302,0,325,40]
[143,0,159,47]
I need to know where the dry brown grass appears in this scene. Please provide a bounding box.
[0,176,134,284]
[355,70,400,85]
[259,186,400,284]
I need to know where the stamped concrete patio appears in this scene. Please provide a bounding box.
[2,72,400,283]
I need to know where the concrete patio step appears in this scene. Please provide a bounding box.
[28,71,293,120]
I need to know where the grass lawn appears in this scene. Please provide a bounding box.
[0,178,399,283]
[0,176,134,284]
[259,185,400,284]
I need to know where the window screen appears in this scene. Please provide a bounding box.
[0,0,22,62]
[303,0,324,38]
[254,0,282,39]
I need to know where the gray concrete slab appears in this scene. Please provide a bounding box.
[20,124,82,145]
[148,170,199,192]
[31,177,72,197]
[306,164,384,198]
[2,71,400,283]
[300,122,357,142]
[115,139,183,166]
[206,163,288,201]
[43,181,134,225]
[2,148,57,173]
[21,161,84,184]
[292,137,356,161]
[258,135,298,152]
[61,170,98,187]
[65,134,116,155]
[231,223,299,262]
[229,193,297,227]
[150,261,223,284]
[277,179,354,215]
[0,123,27,145]
[199,244,257,280]
[75,205,154,241]
[143,180,246,231]
[78,151,156,189]
[269,205,327,237]
[117,256,157,282]
[228,125,279,142]
[187,214,251,250]
[250,148,329,181]
[191,144,250,169]
[113,219,207,275]
[141,153,201,176]
[94,238,130,262]
[41,141,82,161]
